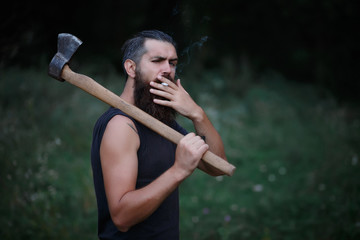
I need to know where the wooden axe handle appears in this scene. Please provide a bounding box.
[61,65,236,176]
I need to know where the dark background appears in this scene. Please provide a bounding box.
[1,0,359,103]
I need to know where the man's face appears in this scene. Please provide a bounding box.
[136,39,178,84]
[134,39,178,125]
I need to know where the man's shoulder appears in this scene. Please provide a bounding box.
[100,108,140,148]
[107,114,138,134]
[103,107,129,119]
[96,107,132,125]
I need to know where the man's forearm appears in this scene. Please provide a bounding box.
[191,107,226,160]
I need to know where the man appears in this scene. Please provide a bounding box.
[91,30,227,239]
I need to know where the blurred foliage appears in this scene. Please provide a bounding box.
[179,70,360,239]
[0,64,101,239]
[1,60,359,239]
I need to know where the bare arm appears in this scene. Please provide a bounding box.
[100,115,208,232]
[150,77,227,176]
[188,106,227,175]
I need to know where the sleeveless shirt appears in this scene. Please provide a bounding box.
[91,107,187,240]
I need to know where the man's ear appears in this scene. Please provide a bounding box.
[124,59,136,78]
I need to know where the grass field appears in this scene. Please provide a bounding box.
[1,63,359,239]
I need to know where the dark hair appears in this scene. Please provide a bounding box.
[121,30,177,79]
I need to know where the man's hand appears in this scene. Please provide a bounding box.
[172,132,209,179]
[150,75,227,177]
[149,76,202,121]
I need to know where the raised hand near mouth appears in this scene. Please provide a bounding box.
[149,75,203,120]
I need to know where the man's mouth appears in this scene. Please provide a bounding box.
[160,75,174,82]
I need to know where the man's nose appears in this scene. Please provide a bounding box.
[161,62,172,74]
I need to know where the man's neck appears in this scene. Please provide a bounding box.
[120,78,135,104]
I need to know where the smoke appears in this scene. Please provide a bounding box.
[170,3,210,75]
[177,35,209,74]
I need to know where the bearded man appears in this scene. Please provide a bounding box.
[91,30,227,240]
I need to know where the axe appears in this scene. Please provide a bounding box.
[48,33,235,176]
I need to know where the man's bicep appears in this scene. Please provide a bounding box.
[100,115,140,211]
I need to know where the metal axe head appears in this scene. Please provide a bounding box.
[48,33,82,81]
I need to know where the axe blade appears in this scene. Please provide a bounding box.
[48,33,83,81]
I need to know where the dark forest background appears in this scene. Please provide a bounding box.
[1,0,360,239]
[1,0,359,102]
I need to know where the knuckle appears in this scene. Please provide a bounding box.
[187,132,195,138]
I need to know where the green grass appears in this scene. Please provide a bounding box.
[1,63,359,239]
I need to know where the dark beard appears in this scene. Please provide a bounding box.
[134,73,177,125]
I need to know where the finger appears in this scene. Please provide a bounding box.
[178,133,196,147]
[176,79,189,94]
[149,88,173,100]
[153,98,172,107]
[190,135,203,144]
[181,132,196,142]
[192,137,207,149]
[157,76,177,89]
[150,81,176,94]
[185,135,206,149]
[198,143,209,154]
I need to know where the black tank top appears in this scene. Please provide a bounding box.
[91,107,187,240]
